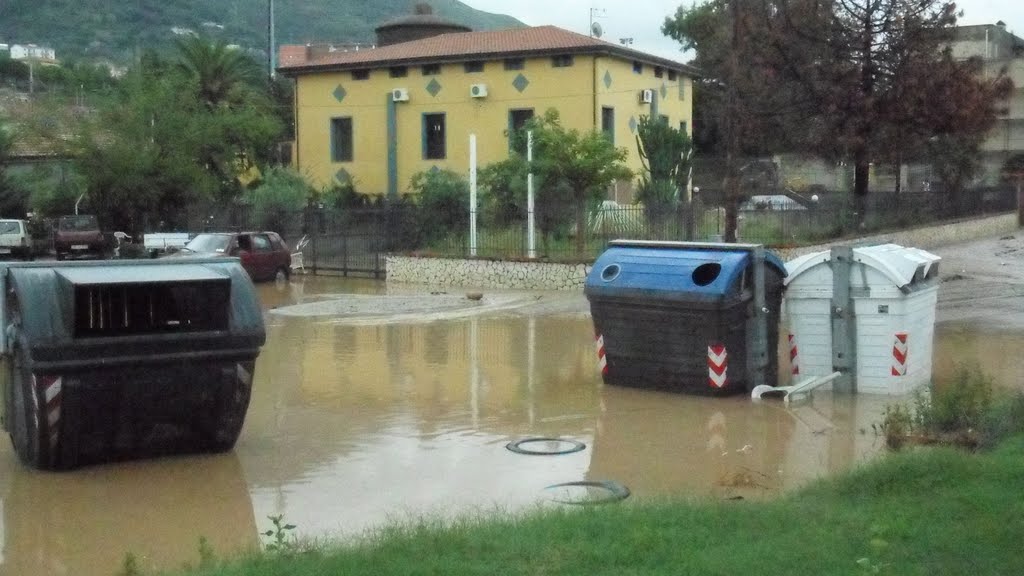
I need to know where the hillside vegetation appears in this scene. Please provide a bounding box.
[0,0,521,63]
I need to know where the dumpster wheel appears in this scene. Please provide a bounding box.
[8,345,43,469]
[506,437,586,456]
[542,480,631,505]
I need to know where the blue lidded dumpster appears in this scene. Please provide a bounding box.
[0,259,265,469]
[585,241,787,395]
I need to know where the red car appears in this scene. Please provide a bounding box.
[176,231,292,282]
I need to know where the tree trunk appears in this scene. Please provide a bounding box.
[574,197,586,257]
[853,146,870,229]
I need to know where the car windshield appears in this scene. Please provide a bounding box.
[0,221,21,234]
[59,215,99,231]
[185,234,232,253]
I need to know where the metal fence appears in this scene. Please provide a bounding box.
[131,185,1017,276]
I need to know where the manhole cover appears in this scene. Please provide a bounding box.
[506,437,586,456]
[542,480,631,505]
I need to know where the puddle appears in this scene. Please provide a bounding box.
[0,277,1020,575]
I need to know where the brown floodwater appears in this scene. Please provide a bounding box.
[0,275,1021,576]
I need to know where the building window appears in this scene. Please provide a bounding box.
[509,108,535,154]
[331,117,353,162]
[668,70,678,81]
[504,58,525,71]
[601,107,615,144]
[423,113,446,160]
[552,55,574,68]
[632,61,643,74]
[422,64,441,76]
[464,61,485,73]
[679,121,688,134]
[654,66,664,78]
[352,69,370,81]
[389,66,408,78]
[660,114,670,124]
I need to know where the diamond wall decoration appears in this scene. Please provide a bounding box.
[603,70,613,89]
[660,83,668,99]
[335,168,352,183]
[332,85,347,102]
[512,73,530,93]
[426,78,442,97]
[429,166,441,174]
[628,116,638,134]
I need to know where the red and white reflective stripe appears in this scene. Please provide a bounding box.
[36,375,62,451]
[788,333,800,376]
[595,333,608,375]
[892,332,909,376]
[236,363,253,386]
[707,344,728,388]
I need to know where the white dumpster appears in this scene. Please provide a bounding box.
[784,244,941,395]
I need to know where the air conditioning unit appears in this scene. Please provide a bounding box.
[392,88,410,102]
[470,83,488,98]
[640,89,654,104]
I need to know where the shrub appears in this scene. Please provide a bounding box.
[245,167,314,233]
[408,169,469,243]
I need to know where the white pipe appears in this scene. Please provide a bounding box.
[469,134,478,257]
[527,130,536,259]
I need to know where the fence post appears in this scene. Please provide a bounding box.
[527,130,536,259]
[1017,178,1024,228]
[469,134,478,258]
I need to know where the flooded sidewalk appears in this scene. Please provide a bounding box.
[1,267,1022,576]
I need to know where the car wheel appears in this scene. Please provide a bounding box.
[275,267,290,284]
[55,252,65,261]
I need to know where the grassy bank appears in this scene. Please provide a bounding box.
[170,434,1024,576]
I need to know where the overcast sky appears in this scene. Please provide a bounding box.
[462,0,1024,64]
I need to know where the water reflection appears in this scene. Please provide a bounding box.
[0,450,256,576]
[0,277,1019,575]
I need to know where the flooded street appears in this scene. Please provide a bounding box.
[1,269,1023,576]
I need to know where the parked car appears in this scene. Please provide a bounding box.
[54,214,106,260]
[0,219,32,261]
[173,231,291,282]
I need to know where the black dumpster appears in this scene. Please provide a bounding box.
[0,259,265,469]
[585,241,786,395]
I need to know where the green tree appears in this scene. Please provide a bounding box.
[664,0,1011,228]
[70,50,282,231]
[175,36,259,109]
[635,115,693,226]
[526,109,632,256]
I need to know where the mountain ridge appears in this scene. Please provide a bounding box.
[0,0,523,64]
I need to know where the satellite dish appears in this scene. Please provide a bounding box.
[591,22,603,38]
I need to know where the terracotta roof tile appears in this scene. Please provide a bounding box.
[278,25,697,75]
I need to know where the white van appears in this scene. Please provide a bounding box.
[0,219,32,260]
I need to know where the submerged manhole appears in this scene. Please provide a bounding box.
[506,437,586,456]
[542,480,631,505]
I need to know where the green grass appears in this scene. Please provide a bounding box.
[171,435,1024,576]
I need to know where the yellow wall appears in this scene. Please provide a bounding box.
[595,56,693,192]
[293,53,693,197]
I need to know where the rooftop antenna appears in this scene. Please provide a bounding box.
[589,7,607,38]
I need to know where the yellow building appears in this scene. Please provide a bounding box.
[278,22,696,199]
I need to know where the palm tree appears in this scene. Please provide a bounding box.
[175,36,258,109]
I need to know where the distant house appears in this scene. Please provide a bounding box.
[277,4,696,199]
[949,22,1024,183]
[10,44,57,64]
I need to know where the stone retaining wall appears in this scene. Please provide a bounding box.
[386,213,1018,291]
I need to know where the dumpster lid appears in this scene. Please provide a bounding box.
[784,244,940,289]
[55,264,229,285]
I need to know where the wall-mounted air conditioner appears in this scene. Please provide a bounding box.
[392,88,410,102]
[470,83,488,98]
[640,89,654,104]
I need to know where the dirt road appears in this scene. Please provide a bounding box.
[934,233,1024,330]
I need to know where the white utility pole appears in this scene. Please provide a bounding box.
[527,131,536,259]
[469,134,478,257]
